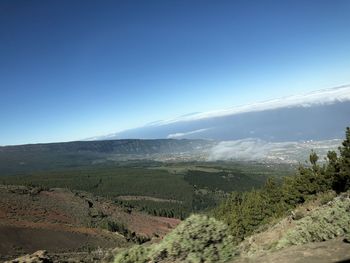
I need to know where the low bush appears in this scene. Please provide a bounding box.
[277,194,350,248]
[114,214,237,263]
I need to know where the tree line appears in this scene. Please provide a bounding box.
[213,127,350,243]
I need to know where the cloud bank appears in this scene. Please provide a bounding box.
[149,85,350,126]
[90,85,350,142]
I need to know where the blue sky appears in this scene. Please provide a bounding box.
[1,0,350,145]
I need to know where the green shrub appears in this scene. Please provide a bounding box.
[114,245,151,263]
[318,190,337,205]
[114,214,237,263]
[214,128,350,242]
[277,194,350,248]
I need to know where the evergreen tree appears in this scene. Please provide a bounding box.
[262,177,286,217]
[214,127,350,244]
[338,127,350,191]
[326,150,341,192]
[309,150,319,173]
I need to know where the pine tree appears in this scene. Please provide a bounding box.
[326,150,341,192]
[309,150,319,173]
[262,177,285,217]
[338,127,350,191]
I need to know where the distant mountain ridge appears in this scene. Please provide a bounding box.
[0,139,212,155]
[0,139,214,175]
[96,85,350,142]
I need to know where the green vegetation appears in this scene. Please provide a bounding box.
[214,127,350,243]
[114,215,236,263]
[1,127,349,262]
[98,219,150,244]
[1,166,194,219]
[113,127,350,262]
[114,192,350,262]
[1,161,277,219]
[115,199,190,219]
[1,166,191,200]
[184,169,264,192]
[0,139,210,175]
[277,193,350,248]
[213,178,287,242]
[1,130,349,261]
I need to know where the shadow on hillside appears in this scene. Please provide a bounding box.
[335,259,350,263]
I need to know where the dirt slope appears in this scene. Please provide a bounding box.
[233,238,350,263]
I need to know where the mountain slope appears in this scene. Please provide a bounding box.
[0,185,180,261]
[0,139,213,175]
[0,139,211,154]
[111,192,350,263]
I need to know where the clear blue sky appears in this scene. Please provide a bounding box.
[1,0,350,145]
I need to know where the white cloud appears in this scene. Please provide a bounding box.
[150,85,350,126]
[167,128,210,139]
[208,138,341,162]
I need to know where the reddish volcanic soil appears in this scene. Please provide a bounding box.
[0,185,180,261]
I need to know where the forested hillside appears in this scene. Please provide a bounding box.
[112,127,350,263]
